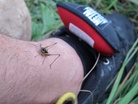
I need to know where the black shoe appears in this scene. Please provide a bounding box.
[56,2,137,103]
[77,13,137,104]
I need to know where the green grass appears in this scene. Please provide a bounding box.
[106,39,138,104]
[25,0,138,103]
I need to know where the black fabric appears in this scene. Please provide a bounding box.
[77,13,137,104]
[50,14,136,104]
[50,27,96,76]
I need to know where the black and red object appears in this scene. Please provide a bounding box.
[57,2,120,55]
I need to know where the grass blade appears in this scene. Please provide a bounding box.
[106,39,138,104]
[118,81,138,104]
[103,0,118,13]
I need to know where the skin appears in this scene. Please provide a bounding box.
[0,34,84,104]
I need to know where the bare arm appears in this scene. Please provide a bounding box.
[0,34,83,104]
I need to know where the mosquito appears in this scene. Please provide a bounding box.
[38,42,60,68]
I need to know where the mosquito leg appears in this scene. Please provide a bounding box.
[44,42,57,50]
[42,57,46,65]
[49,54,60,68]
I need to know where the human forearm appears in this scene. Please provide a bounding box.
[0,34,44,103]
[0,35,83,104]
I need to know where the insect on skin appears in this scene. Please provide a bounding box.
[39,42,60,68]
